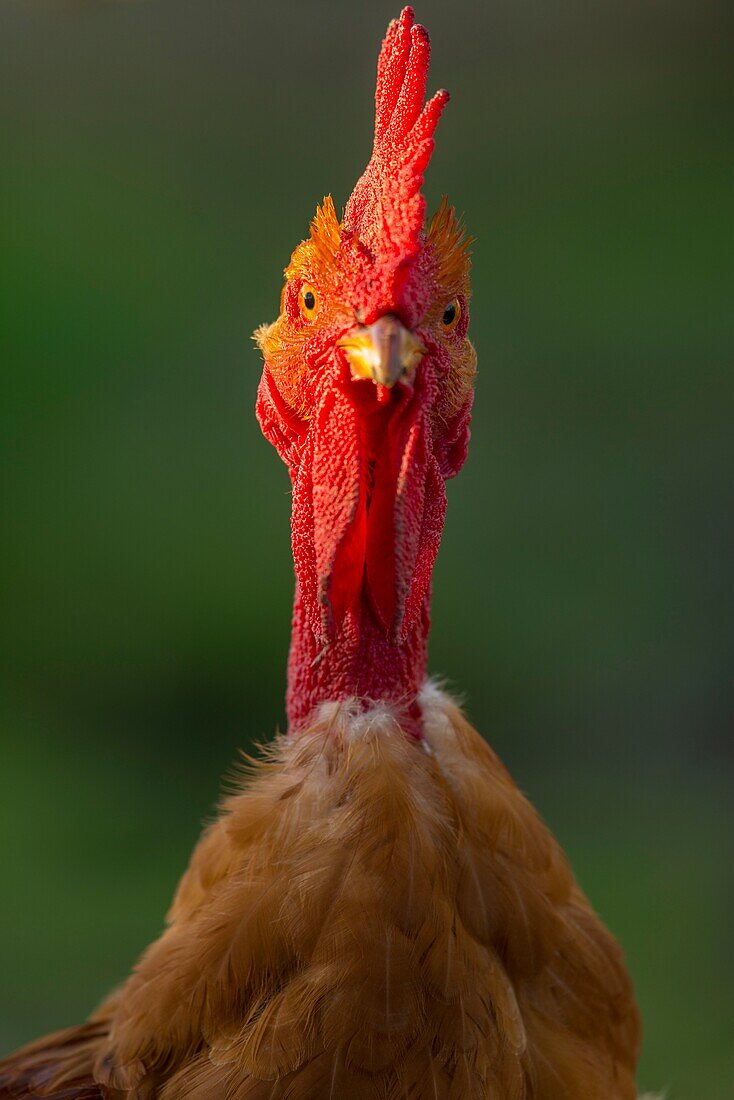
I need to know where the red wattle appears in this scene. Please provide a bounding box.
[257,363,456,736]
[311,388,367,635]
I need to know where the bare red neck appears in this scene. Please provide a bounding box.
[285,580,430,736]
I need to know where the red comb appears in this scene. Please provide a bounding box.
[344,7,449,263]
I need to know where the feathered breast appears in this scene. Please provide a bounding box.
[0,686,640,1099]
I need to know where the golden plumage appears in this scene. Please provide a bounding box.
[1,685,641,1098]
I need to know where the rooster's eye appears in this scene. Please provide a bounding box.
[442,299,461,331]
[299,283,319,320]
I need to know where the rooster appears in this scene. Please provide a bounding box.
[0,8,650,1099]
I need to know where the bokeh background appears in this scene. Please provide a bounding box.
[1,0,733,1094]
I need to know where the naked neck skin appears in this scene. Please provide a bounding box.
[286,580,431,736]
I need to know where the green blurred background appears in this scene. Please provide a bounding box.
[1,0,732,1094]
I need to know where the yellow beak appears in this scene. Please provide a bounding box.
[337,315,426,388]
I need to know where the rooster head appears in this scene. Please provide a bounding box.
[255,7,476,713]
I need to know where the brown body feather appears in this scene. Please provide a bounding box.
[0,686,641,1099]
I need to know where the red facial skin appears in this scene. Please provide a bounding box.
[255,7,476,736]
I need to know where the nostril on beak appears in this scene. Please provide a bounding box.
[337,314,425,388]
